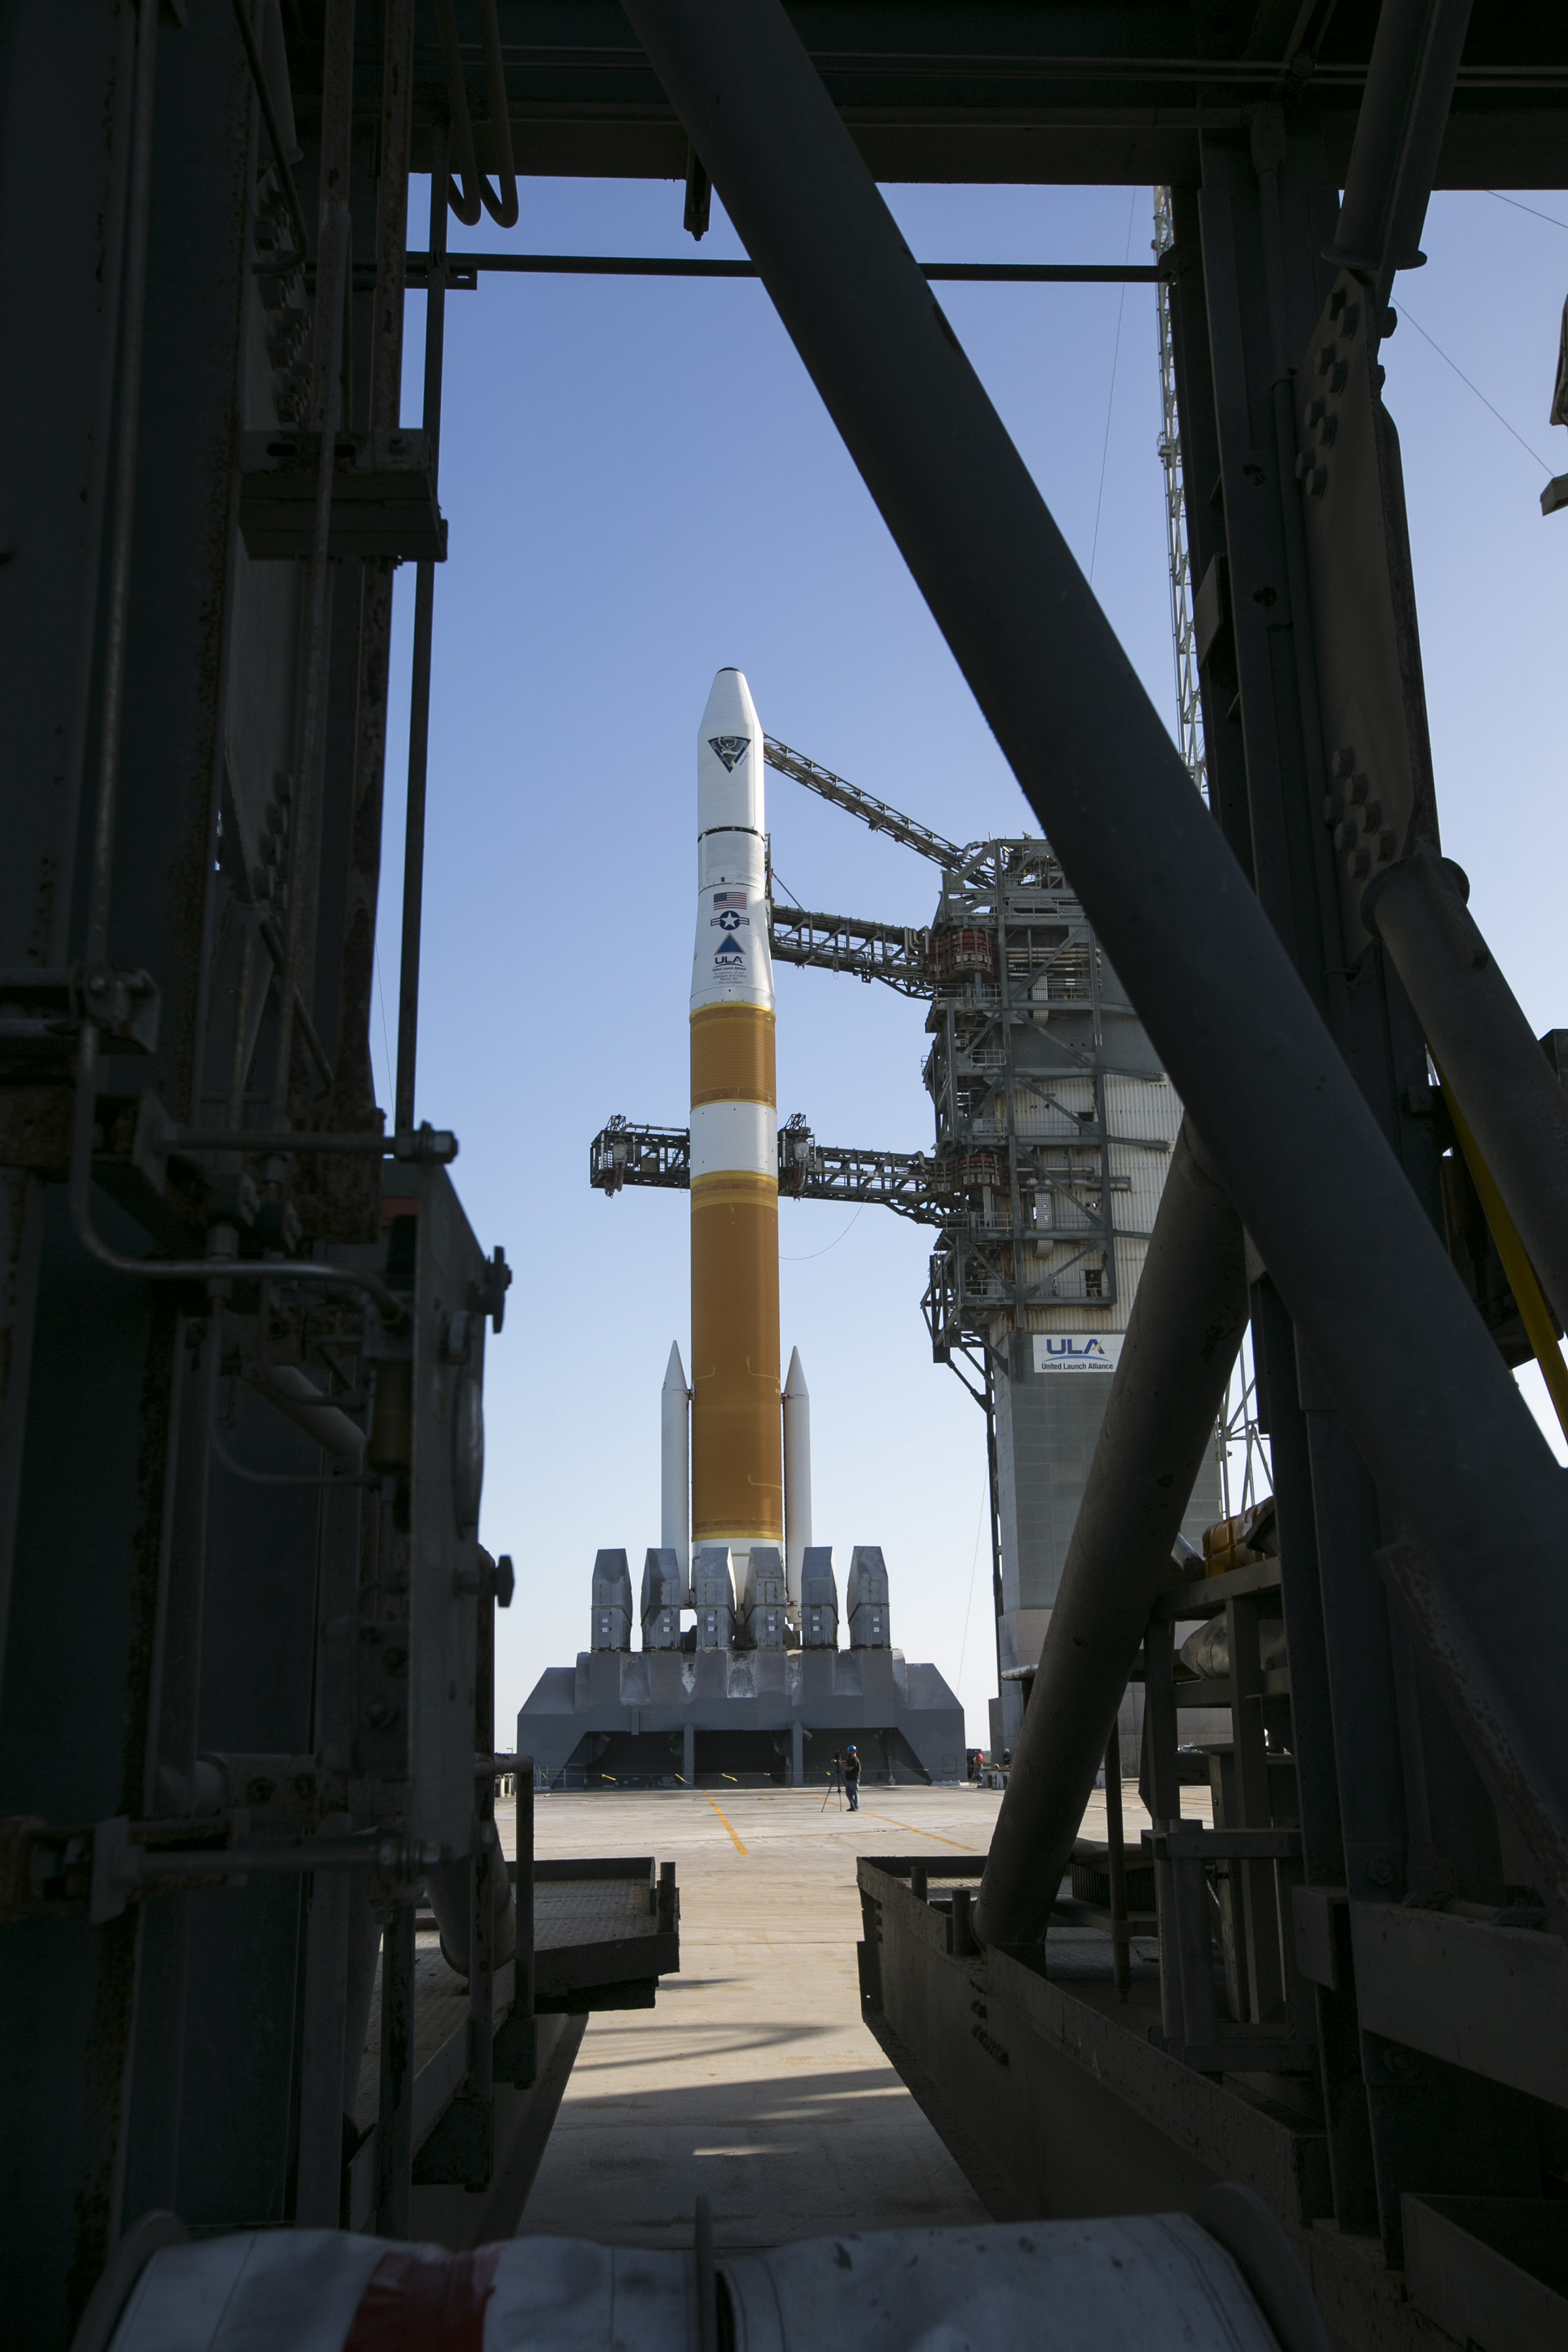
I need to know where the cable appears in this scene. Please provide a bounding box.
[955,1466,987,1697]
[1485,190,1568,237]
[1397,302,1552,474]
[1088,189,1139,585]
[779,1205,864,1261]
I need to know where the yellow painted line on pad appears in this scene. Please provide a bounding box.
[707,1793,749,1854]
[858,1811,980,1852]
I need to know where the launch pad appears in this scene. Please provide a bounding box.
[519,1544,966,1790]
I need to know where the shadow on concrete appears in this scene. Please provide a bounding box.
[518,2063,988,2247]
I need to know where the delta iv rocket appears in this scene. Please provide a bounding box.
[689,670,782,1584]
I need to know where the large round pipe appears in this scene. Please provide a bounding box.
[1364,843,1568,1331]
[975,1129,1248,1948]
[243,1360,365,1460]
[621,0,1568,1908]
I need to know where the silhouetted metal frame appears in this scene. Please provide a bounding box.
[618,0,1568,1918]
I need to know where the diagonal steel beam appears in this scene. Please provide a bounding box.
[620,0,1568,1912]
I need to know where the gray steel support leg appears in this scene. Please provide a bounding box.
[621,0,1568,1916]
[974,1128,1247,1946]
[683,1722,695,1786]
[791,1720,804,1788]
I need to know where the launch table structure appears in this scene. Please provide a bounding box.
[8,6,1568,2351]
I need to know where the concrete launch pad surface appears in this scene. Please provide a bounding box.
[495,1778,1213,2253]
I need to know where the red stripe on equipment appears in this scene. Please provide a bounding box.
[344,2247,501,2352]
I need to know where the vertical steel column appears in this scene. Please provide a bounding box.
[468,1589,498,2125]
[1160,191,1255,874]
[514,1766,536,2083]
[1194,137,1341,1019]
[1143,1614,1186,2049]
[393,133,449,1134]
[80,0,159,981]
[1104,1725,1130,2002]
[374,1901,416,2237]
[295,1832,355,2225]
[1247,1281,1343,1893]
[331,0,416,1147]
[270,0,354,1119]
[118,1318,212,2225]
[294,1444,365,2222]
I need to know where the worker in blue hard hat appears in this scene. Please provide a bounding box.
[842,1743,861,1811]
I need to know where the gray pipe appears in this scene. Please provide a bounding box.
[620,0,1568,1911]
[1365,843,1568,1329]
[974,1129,1248,1948]
[427,1818,516,1980]
[243,1360,365,1460]
[1332,0,1473,315]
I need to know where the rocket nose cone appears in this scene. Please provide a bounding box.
[698,668,764,832]
[784,1347,809,1399]
[698,668,760,752]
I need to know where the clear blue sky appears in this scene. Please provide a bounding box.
[378,174,1568,1750]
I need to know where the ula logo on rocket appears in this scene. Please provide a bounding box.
[708,736,750,772]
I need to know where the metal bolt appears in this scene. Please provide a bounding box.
[1349,772,1369,806]
[1349,847,1371,879]
[1322,793,1344,825]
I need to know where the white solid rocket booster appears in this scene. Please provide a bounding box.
[783,1347,812,1610]
[660,1341,690,1584]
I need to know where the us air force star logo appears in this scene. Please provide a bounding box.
[708,736,750,772]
